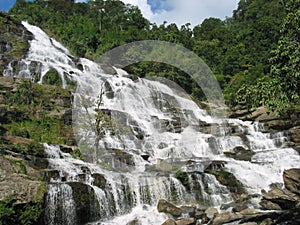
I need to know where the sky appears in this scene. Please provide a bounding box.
[0,0,240,27]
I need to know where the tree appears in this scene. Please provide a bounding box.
[269,0,300,106]
[235,0,300,113]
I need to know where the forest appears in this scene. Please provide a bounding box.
[9,0,300,114]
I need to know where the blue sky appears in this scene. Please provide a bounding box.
[0,0,16,12]
[0,0,239,27]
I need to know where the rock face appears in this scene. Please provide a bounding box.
[284,169,300,195]
[230,105,300,154]
[0,12,33,76]
[68,182,101,225]
[0,155,45,204]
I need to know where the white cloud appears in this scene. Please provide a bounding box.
[122,0,240,27]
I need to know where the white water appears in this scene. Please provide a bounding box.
[5,21,300,224]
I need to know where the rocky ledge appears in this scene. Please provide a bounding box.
[229,105,300,154]
[156,169,300,225]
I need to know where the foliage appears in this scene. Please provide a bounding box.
[235,0,300,114]
[0,198,43,225]
[7,0,297,111]
[0,138,45,157]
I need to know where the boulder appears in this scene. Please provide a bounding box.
[259,199,281,210]
[157,199,182,217]
[232,202,248,212]
[224,146,254,161]
[212,212,243,225]
[239,208,262,216]
[194,209,205,219]
[175,217,195,225]
[181,205,196,217]
[283,169,300,195]
[162,219,176,225]
[261,188,299,210]
[204,207,218,220]
[127,218,142,225]
[113,149,135,166]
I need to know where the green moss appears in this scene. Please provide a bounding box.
[4,117,73,145]
[35,183,47,203]
[4,156,27,175]
[0,139,45,158]
[70,148,84,160]
[206,170,246,195]
[175,170,190,187]
[42,69,62,86]
[99,161,111,170]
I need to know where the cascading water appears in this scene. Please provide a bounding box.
[4,21,300,224]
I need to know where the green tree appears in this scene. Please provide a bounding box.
[236,0,300,113]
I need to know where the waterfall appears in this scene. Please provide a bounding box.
[45,183,77,225]
[5,21,300,224]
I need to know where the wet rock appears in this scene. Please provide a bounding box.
[113,149,135,166]
[212,212,243,225]
[162,219,176,225]
[220,201,235,210]
[91,173,107,189]
[208,136,221,154]
[224,146,254,161]
[104,81,114,99]
[157,199,182,217]
[156,158,173,172]
[26,155,49,169]
[67,182,100,224]
[239,208,262,216]
[204,160,226,171]
[63,109,73,125]
[198,121,225,136]
[204,169,246,195]
[260,199,281,210]
[59,144,75,154]
[283,169,300,195]
[42,169,60,182]
[181,205,196,217]
[261,188,299,210]
[266,120,293,131]
[239,223,258,225]
[260,218,273,225]
[204,207,218,220]
[194,209,205,219]
[127,218,142,225]
[175,217,195,225]
[232,202,248,212]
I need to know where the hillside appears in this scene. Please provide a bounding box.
[7,0,299,111]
